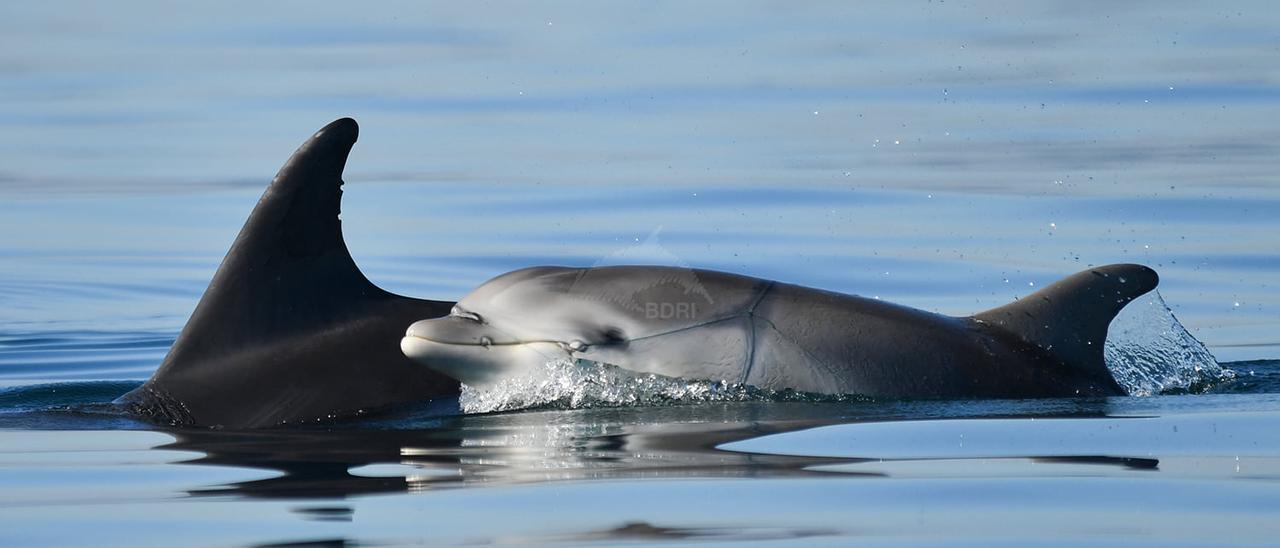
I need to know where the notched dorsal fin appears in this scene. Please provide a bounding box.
[123,118,458,427]
[161,118,393,368]
[972,263,1159,376]
[246,117,365,273]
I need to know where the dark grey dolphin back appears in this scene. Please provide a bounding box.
[122,119,457,427]
[973,263,1159,385]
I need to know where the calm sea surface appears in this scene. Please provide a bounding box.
[2,2,1280,545]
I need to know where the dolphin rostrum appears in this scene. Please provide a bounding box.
[120,118,458,428]
[401,264,1158,398]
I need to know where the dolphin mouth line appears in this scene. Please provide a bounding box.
[401,334,566,349]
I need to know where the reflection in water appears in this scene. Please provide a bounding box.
[290,505,354,523]
[1036,456,1159,470]
[162,404,860,499]
[157,400,1156,500]
[506,520,841,544]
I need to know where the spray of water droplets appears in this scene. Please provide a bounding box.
[1104,290,1233,396]
[458,359,868,414]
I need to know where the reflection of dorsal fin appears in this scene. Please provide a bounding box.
[124,119,456,427]
[972,263,1158,380]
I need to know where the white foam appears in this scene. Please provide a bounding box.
[458,359,863,414]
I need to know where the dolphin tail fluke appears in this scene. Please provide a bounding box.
[972,263,1159,385]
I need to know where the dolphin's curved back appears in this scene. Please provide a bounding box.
[121,119,458,427]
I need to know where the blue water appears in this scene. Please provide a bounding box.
[4,1,1280,545]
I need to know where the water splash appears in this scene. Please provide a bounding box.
[459,359,867,414]
[1104,290,1233,396]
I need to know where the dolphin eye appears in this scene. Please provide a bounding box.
[601,327,626,345]
[450,306,483,323]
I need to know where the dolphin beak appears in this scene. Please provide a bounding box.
[400,317,563,386]
[402,316,523,347]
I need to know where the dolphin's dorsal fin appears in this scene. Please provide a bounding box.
[234,117,378,298]
[972,264,1158,378]
[164,118,395,361]
[128,119,456,428]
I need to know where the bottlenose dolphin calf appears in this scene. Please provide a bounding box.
[121,119,458,428]
[401,264,1158,398]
